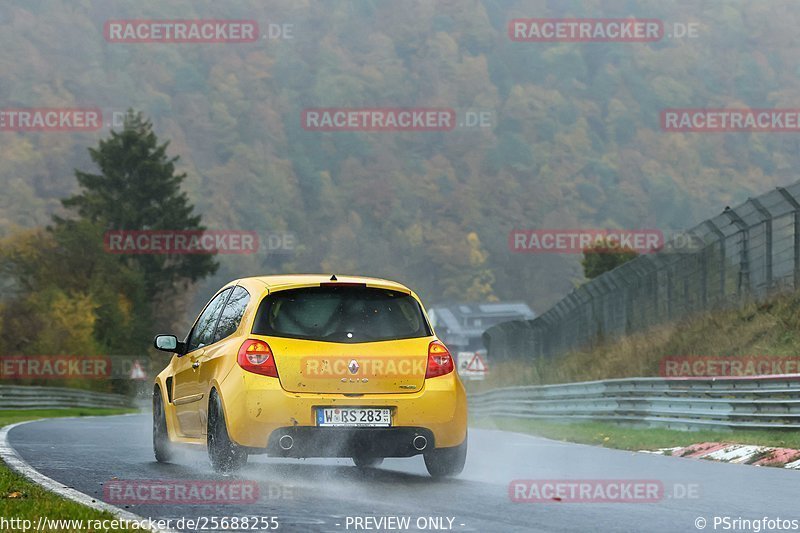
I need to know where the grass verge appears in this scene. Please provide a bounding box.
[0,408,139,532]
[472,417,800,452]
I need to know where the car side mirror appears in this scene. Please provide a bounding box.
[154,334,187,356]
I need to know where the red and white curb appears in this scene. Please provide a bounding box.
[641,441,800,468]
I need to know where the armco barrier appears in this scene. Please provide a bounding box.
[469,375,800,430]
[0,385,131,410]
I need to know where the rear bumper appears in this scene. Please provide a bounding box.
[216,365,467,450]
[262,426,436,458]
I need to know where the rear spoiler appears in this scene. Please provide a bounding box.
[319,281,411,294]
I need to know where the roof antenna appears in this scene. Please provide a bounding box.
[330,274,337,281]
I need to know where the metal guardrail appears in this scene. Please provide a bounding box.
[469,375,800,430]
[0,385,131,410]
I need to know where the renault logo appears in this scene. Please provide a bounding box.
[348,359,360,374]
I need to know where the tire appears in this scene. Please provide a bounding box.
[207,390,247,473]
[352,455,384,468]
[153,386,174,463]
[424,435,467,478]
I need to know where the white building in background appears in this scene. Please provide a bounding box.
[428,302,536,353]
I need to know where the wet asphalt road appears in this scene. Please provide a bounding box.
[7,414,800,533]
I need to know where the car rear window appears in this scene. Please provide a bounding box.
[252,286,432,343]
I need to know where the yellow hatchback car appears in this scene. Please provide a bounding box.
[152,274,468,477]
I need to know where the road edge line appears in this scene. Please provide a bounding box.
[0,417,180,533]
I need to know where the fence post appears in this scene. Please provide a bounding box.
[665,265,673,320]
[750,197,773,294]
[651,260,660,321]
[586,283,602,345]
[611,275,624,335]
[694,230,709,307]
[575,286,591,346]
[724,207,750,299]
[540,314,556,357]
[597,276,613,337]
[705,220,726,302]
[531,322,542,358]
[777,186,800,290]
[638,256,657,328]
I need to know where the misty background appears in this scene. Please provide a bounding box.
[1,0,797,331]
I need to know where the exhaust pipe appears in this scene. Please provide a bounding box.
[279,435,294,451]
[413,435,428,451]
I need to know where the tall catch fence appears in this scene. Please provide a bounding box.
[485,181,800,360]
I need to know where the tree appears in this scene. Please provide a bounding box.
[0,223,149,357]
[0,113,215,391]
[581,239,638,280]
[58,110,217,298]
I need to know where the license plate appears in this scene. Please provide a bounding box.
[316,408,391,427]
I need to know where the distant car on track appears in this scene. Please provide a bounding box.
[152,274,468,477]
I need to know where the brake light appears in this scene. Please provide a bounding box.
[425,340,454,378]
[237,339,278,378]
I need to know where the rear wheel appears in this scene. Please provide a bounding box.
[352,455,384,468]
[424,435,467,478]
[153,387,174,463]
[207,390,247,473]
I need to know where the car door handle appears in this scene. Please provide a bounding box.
[192,361,201,369]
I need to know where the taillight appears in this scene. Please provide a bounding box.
[425,340,454,378]
[237,339,278,378]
